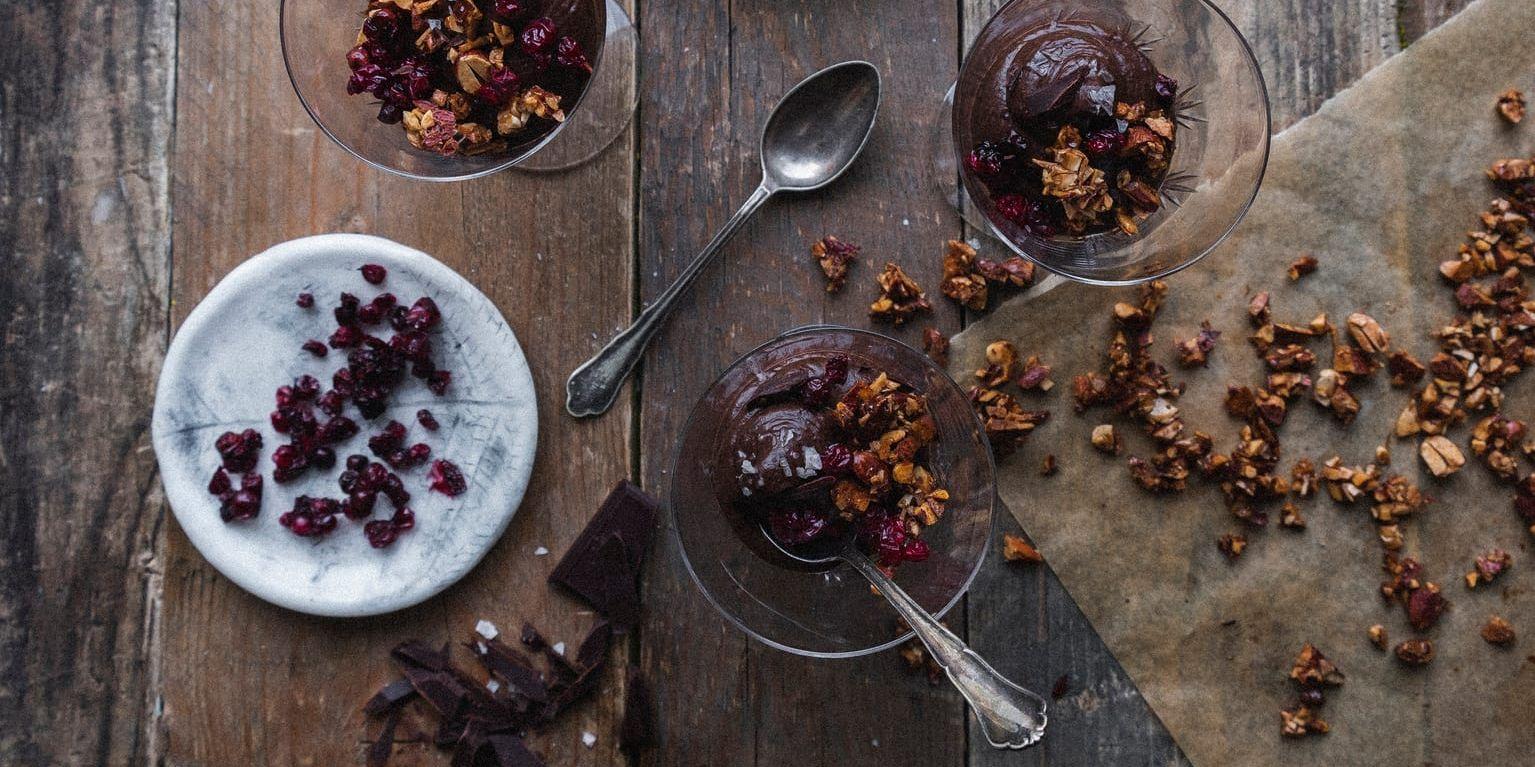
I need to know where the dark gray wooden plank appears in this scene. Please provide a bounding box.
[634,1,970,763]
[0,0,176,764]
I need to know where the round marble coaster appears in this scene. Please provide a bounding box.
[152,234,538,617]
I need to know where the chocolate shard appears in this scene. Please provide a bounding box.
[619,665,655,754]
[366,707,404,767]
[364,678,419,716]
[576,619,612,671]
[485,733,545,767]
[548,480,659,629]
[392,639,452,671]
[471,638,550,704]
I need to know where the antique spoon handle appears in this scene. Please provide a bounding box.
[566,183,776,417]
[845,550,1048,749]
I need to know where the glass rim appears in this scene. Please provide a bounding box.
[668,324,998,659]
[279,0,609,182]
[956,0,1274,287]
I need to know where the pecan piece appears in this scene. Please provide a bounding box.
[1386,350,1426,387]
[1497,88,1526,124]
[1287,254,1318,281]
[1264,344,1316,372]
[1002,533,1044,563]
[1175,321,1220,368]
[1482,615,1516,646]
[1418,435,1466,477]
[1280,706,1329,737]
[1345,312,1390,354]
[1368,625,1388,650]
[1090,424,1122,455]
[1394,639,1435,666]
[810,236,859,293]
[869,263,932,324]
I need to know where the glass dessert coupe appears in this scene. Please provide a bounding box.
[938,0,1270,285]
[671,327,995,657]
[282,0,636,179]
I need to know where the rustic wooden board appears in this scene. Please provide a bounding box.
[632,1,972,763]
[0,0,1481,764]
[0,0,175,763]
[161,1,636,765]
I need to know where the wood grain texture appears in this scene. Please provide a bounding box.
[163,1,636,765]
[633,1,971,764]
[0,0,175,763]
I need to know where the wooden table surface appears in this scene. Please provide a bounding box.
[0,0,1475,764]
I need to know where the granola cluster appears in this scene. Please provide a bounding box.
[810,236,860,293]
[868,263,933,324]
[938,239,1036,311]
[345,0,594,157]
[968,341,1051,457]
[1280,644,1343,737]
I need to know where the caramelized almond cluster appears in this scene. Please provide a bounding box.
[968,340,1051,457]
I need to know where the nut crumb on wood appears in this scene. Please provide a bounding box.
[1040,454,1058,476]
[1419,435,1466,477]
[1368,624,1388,650]
[1466,548,1512,589]
[1002,533,1043,563]
[1394,638,1435,666]
[1090,424,1122,455]
[1287,254,1318,280]
[1217,533,1247,560]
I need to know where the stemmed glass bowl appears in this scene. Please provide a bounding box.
[945,0,1270,285]
[670,327,996,658]
[281,0,636,179]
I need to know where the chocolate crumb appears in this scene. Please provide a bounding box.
[1050,674,1070,699]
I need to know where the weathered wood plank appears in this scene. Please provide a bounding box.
[0,0,175,763]
[163,0,636,764]
[634,1,969,763]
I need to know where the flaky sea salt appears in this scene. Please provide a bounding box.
[475,619,499,640]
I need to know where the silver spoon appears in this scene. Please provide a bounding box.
[757,520,1049,749]
[566,61,883,417]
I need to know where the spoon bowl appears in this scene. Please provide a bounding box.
[761,61,883,191]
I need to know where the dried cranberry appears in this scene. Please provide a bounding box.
[1083,129,1124,158]
[391,507,415,530]
[767,507,830,546]
[520,17,556,55]
[364,519,399,548]
[345,490,377,520]
[404,297,441,331]
[820,443,853,476]
[310,446,337,470]
[1406,588,1448,630]
[902,537,930,562]
[490,0,532,21]
[208,467,232,495]
[427,370,451,396]
[294,375,321,400]
[222,489,261,522]
[377,103,404,125]
[369,420,408,456]
[555,36,592,72]
[417,409,440,430]
[361,8,403,45]
[428,459,467,496]
[346,454,369,472]
[214,429,263,473]
[317,390,346,416]
[363,462,390,491]
[382,472,411,508]
[301,339,328,358]
[346,46,371,70]
[272,444,307,474]
[965,141,1007,178]
[296,292,315,308]
[390,331,432,363]
[475,68,523,106]
[1154,74,1179,102]
[329,324,363,349]
[319,415,359,444]
[359,264,387,285]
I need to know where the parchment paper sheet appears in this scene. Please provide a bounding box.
[951,0,1535,763]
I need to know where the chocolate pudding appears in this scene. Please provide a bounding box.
[715,355,949,573]
[957,16,1180,238]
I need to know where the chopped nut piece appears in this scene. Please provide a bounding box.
[454,52,494,93]
[1368,624,1388,650]
[1290,643,1345,687]
[1002,533,1043,563]
[969,386,1049,457]
[1394,639,1435,666]
[976,341,1019,387]
[1280,705,1329,737]
[1034,147,1113,232]
[1374,445,1391,465]
[1040,454,1058,477]
[1418,435,1466,477]
[1090,424,1122,455]
[1175,321,1221,368]
[1482,615,1516,646]
[869,263,932,324]
[1287,254,1319,280]
[938,239,987,310]
[1279,501,1305,529]
[1217,533,1247,560]
[1015,355,1053,392]
[1386,351,1427,387]
[1497,88,1526,124]
[810,236,859,293]
[1377,523,1402,550]
[1345,312,1390,354]
[1264,344,1317,372]
[1465,548,1512,589]
[1291,458,1318,498]
[921,328,949,367]
[1247,292,1272,326]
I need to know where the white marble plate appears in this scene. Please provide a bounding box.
[152,234,538,617]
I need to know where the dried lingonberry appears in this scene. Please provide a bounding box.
[428,370,451,396]
[302,339,328,358]
[214,429,263,473]
[296,292,315,308]
[364,519,399,548]
[1083,129,1124,158]
[369,420,408,457]
[520,17,556,55]
[417,409,440,431]
[360,264,387,284]
[554,36,591,72]
[208,467,233,496]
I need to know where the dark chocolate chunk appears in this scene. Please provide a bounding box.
[366,707,403,767]
[619,665,655,754]
[364,678,419,716]
[548,480,658,629]
[575,619,612,671]
[471,638,549,705]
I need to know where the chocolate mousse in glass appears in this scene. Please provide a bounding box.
[715,352,950,575]
[956,13,1180,241]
